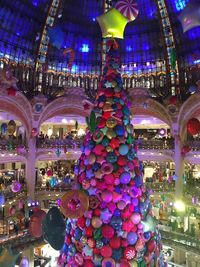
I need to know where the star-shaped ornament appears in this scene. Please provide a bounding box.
[97,8,128,39]
[141,215,157,232]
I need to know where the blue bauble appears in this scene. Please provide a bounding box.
[106,152,117,163]
[134,175,143,187]
[92,163,101,171]
[112,248,123,261]
[115,125,125,136]
[110,216,122,230]
[127,232,138,245]
[113,209,121,217]
[144,231,151,240]
[74,228,83,240]
[122,106,130,116]
[68,244,76,256]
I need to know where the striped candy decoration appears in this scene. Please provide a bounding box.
[115,0,139,21]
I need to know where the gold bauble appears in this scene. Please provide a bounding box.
[106,118,117,128]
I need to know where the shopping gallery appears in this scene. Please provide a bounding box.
[0,0,200,266]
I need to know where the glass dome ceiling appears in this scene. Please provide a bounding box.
[0,0,199,99]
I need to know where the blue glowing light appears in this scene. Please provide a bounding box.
[175,0,188,11]
[80,44,90,53]
[71,64,78,73]
[32,0,38,6]
[126,46,132,52]
[92,17,96,22]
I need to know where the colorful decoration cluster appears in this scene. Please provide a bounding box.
[58,40,164,267]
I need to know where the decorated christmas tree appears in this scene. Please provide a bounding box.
[58,39,164,267]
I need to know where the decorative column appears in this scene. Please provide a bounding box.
[174,134,184,199]
[26,137,36,200]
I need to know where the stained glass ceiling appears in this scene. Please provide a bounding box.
[0,0,199,76]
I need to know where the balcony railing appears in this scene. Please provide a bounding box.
[36,137,84,149]
[36,137,174,150]
[137,139,174,150]
[160,229,200,254]
[146,181,175,192]
[1,60,198,100]
[186,140,200,151]
[0,139,26,151]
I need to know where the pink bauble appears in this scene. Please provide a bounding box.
[117,200,126,210]
[131,213,141,224]
[11,181,21,193]
[101,190,113,202]
[47,170,53,177]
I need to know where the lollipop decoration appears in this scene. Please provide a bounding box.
[115,0,139,21]
[63,48,75,70]
[60,190,89,219]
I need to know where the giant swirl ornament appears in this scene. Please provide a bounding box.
[115,0,139,21]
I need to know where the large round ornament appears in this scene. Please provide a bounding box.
[60,190,89,219]
[187,118,200,135]
[115,0,139,21]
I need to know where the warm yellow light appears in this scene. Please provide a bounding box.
[174,200,185,212]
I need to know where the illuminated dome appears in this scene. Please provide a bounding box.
[0,0,199,100]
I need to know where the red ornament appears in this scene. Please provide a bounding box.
[169,95,177,105]
[110,236,121,249]
[181,145,191,155]
[147,239,156,253]
[85,226,94,237]
[187,118,200,135]
[7,87,16,96]
[102,225,115,239]
[120,259,131,267]
[77,217,86,229]
[83,260,94,267]
[100,245,113,258]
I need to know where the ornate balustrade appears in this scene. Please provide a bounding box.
[0,139,26,151]
[137,139,174,150]
[36,137,84,149]
[146,181,175,193]
[160,229,200,254]
[186,140,200,151]
[36,137,174,150]
[1,60,198,100]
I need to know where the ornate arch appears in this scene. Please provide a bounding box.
[0,89,33,136]
[131,97,172,128]
[178,94,200,137]
[38,91,90,127]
